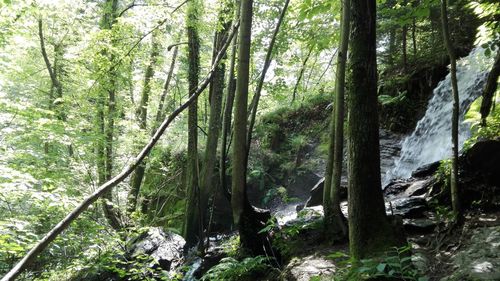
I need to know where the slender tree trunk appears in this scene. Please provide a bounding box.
[127,32,160,215]
[388,26,396,65]
[199,0,232,246]
[480,50,500,125]
[0,28,237,280]
[38,19,63,111]
[402,25,408,71]
[156,45,179,128]
[246,0,290,157]
[184,0,202,249]
[98,0,122,231]
[440,0,461,217]
[412,18,417,57]
[220,0,240,198]
[291,46,313,104]
[348,0,398,259]
[324,0,350,238]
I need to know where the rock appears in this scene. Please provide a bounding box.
[304,178,324,207]
[384,179,412,195]
[442,226,500,280]
[411,161,441,178]
[128,227,185,274]
[464,139,500,186]
[403,218,437,234]
[387,197,427,218]
[286,170,322,201]
[304,178,347,208]
[404,177,434,197]
[281,255,336,281]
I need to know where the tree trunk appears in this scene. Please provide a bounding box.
[184,0,202,249]
[440,0,461,217]
[0,28,237,280]
[402,24,408,71]
[127,32,160,215]
[246,0,290,157]
[480,50,500,125]
[412,18,417,57]
[324,0,350,239]
[291,46,313,104]
[98,0,122,231]
[348,0,398,259]
[220,0,240,199]
[199,0,232,246]
[155,45,179,128]
[388,26,396,65]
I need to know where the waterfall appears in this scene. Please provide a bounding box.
[383,47,494,185]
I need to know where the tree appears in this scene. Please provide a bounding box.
[323,0,350,238]
[97,0,123,231]
[220,0,240,198]
[347,0,399,259]
[199,0,233,249]
[183,0,202,249]
[231,0,274,257]
[247,0,290,155]
[440,0,461,217]
[127,31,161,215]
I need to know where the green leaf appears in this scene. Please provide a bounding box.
[377,263,387,273]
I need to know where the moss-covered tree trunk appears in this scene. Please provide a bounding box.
[199,0,232,245]
[347,0,397,259]
[184,0,202,249]
[220,0,240,198]
[440,0,461,216]
[97,0,122,231]
[127,32,160,215]
[324,0,350,239]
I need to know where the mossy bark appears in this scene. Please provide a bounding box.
[184,0,202,249]
[347,0,398,259]
[480,50,500,125]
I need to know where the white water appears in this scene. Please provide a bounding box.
[383,47,493,185]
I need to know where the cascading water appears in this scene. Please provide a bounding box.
[383,47,494,186]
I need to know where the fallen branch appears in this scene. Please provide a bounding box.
[1,21,239,281]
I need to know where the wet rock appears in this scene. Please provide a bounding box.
[281,255,336,281]
[128,227,185,274]
[404,177,434,197]
[403,218,437,234]
[387,197,427,218]
[384,179,412,195]
[286,206,324,227]
[286,170,322,201]
[442,226,500,280]
[411,161,440,178]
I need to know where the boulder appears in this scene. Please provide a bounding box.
[128,227,185,274]
[387,197,427,218]
[464,139,500,186]
[281,255,336,281]
[411,161,440,178]
[304,178,347,208]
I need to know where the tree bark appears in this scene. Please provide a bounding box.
[402,24,408,71]
[127,32,161,215]
[480,50,500,125]
[246,0,290,157]
[348,0,398,259]
[184,0,202,249]
[199,0,232,246]
[412,17,417,57]
[97,0,122,231]
[291,46,313,104]
[440,0,461,216]
[324,0,350,238]
[0,25,238,281]
[220,0,240,199]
